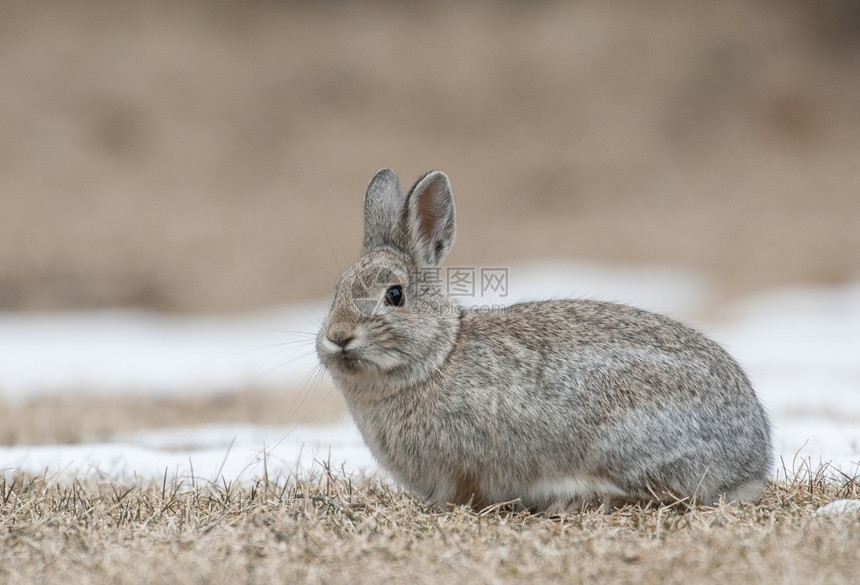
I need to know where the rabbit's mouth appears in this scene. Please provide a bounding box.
[324,349,375,375]
[318,330,366,374]
[334,353,362,372]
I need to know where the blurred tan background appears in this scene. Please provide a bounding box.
[2,0,859,313]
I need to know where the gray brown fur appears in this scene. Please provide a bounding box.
[317,169,773,511]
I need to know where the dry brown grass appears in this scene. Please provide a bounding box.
[1,462,858,585]
[0,386,346,446]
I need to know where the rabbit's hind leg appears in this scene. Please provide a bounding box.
[522,475,630,513]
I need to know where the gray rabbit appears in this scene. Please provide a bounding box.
[317,168,772,511]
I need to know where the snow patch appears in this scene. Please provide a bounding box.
[815,499,860,516]
[1,261,858,482]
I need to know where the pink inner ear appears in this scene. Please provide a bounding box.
[416,181,444,244]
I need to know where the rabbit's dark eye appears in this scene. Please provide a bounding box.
[385,285,404,307]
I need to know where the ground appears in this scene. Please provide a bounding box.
[1,465,858,585]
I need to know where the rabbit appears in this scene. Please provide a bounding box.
[316,168,773,512]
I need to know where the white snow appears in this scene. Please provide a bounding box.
[0,304,328,399]
[815,499,860,516]
[705,281,860,477]
[1,423,376,486]
[0,260,858,485]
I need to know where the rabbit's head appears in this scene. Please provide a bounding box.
[317,169,461,396]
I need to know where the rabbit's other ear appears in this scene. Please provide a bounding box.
[363,168,404,252]
[405,171,456,266]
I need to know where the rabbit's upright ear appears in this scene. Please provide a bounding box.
[405,171,456,266]
[363,168,405,252]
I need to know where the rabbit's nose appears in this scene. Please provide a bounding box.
[327,323,355,348]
